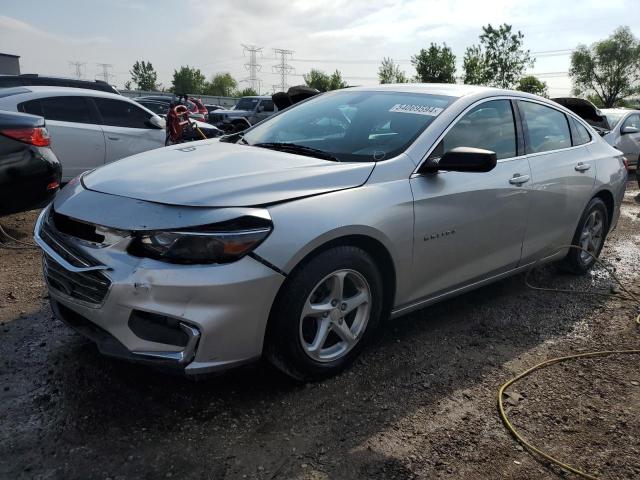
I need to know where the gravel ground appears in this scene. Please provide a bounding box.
[1,180,639,480]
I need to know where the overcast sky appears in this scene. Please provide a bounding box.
[1,0,639,96]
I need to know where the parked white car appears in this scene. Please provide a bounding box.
[0,86,166,181]
[601,109,640,169]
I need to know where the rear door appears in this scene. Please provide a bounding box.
[20,96,105,182]
[617,113,640,166]
[91,97,165,164]
[410,99,531,300]
[517,100,596,264]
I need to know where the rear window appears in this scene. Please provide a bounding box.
[20,96,92,123]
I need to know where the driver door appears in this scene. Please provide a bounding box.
[409,99,531,301]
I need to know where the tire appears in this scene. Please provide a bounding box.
[265,246,384,381]
[559,197,609,275]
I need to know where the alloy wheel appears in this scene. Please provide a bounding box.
[299,269,371,362]
[579,210,604,264]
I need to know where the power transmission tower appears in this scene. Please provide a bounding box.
[68,61,86,79]
[272,48,294,92]
[96,63,114,84]
[241,44,263,93]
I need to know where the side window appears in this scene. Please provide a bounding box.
[519,101,571,153]
[570,117,591,146]
[37,96,92,123]
[260,100,274,112]
[94,98,152,128]
[622,114,640,130]
[430,99,517,161]
[19,99,43,116]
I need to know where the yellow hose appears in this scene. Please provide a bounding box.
[498,245,640,479]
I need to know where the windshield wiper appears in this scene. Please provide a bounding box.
[254,142,341,162]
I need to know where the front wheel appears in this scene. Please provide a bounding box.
[560,197,609,275]
[265,246,383,381]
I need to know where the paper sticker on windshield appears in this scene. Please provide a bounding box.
[389,104,443,117]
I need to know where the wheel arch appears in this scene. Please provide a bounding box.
[264,233,398,343]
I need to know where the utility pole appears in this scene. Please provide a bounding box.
[241,44,263,93]
[96,63,114,84]
[68,61,86,79]
[272,48,294,93]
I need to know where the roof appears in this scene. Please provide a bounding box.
[345,83,503,98]
[601,108,639,114]
[0,53,20,59]
[0,85,129,101]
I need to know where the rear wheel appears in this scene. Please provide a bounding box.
[560,197,609,275]
[265,246,383,381]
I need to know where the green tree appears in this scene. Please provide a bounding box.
[303,69,348,91]
[516,75,548,97]
[378,57,408,84]
[204,73,238,96]
[129,60,158,91]
[171,66,206,94]
[235,87,259,97]
[570,26,640,108]
[462,23,533,88]
[411,44,456,83]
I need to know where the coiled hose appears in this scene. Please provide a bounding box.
[498,245,640,479]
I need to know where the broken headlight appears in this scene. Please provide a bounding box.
[128,217,272,264]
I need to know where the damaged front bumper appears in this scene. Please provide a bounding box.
[34,206,286,375]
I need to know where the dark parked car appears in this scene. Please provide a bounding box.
[134,96,205,121]
[0,110,61,216]
[0,74,119,95]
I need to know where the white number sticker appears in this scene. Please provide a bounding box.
[389,104,444,116]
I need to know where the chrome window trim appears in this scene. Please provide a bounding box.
[412,95,597,175]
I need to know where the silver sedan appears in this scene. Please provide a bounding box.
[35,84,627,380]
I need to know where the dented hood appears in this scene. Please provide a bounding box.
[82,141,374,207]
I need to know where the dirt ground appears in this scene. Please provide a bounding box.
[1,180,639,480]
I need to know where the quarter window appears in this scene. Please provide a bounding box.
[430,100,517,161]
[519,101,571,153]
[570,117,592,146]
[94,98,152,128]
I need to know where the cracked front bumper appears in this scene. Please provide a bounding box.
[36,208,286,375]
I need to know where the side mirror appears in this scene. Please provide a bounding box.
[146,115,165,129]
[419,147,497,174]
[621,125,639,135]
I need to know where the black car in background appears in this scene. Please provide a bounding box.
[0,74,119,95]
[0,110,61,216]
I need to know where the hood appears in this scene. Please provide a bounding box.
[82,141,374,207]
[551,97,610,131]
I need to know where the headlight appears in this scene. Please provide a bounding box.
[128,218,272,264]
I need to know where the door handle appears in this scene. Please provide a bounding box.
[509,174,530,185]
[107,136,120,141]
[575,162,591,172]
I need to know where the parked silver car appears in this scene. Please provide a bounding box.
[35,84,627,380]
[208,95,277,130]
[601,108,640,169]
[0,86,166,181]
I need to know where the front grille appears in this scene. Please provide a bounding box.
[52,211,105,243]
[43,255,111,306]
[210,113,223,123]
[40,210,111,306]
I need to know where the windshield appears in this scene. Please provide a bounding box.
[604,112,626,128]
[235,98,260,111]
[242,91,454,162]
